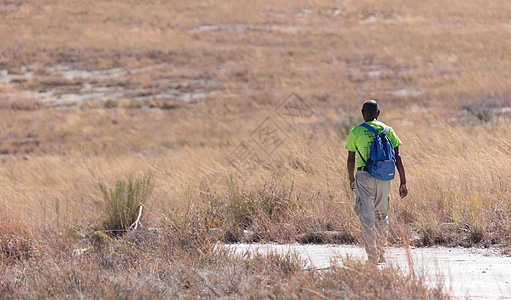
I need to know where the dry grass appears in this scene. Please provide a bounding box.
[1,0,511,297]
[0,234,446,299]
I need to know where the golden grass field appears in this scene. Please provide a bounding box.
[0,0,510,298]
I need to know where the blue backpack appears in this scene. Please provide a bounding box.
[356,123,396,181]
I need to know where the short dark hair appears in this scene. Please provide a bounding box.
[362,100,379,113]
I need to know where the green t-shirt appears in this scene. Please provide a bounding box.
[344,120,402,168]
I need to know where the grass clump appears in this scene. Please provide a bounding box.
[161,206,214,253]
[99,175,153,232]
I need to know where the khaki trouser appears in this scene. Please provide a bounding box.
[353,170,391,263]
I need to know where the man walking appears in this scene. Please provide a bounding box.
[345,100,408,264]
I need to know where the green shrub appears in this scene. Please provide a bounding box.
[99,175,153,232]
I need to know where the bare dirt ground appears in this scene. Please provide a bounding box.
[225,243,511,299]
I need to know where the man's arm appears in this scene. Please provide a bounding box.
[394,146,408,198]
[347,151,356,191]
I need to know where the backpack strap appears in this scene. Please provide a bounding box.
[359,122,389,136]
[355,123,389,165]
[356,122,390,164]
[356,147,367,164]
[359,122,379,135]
[356,123,378,165]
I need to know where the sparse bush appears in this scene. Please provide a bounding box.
[99,175,153,232]
[225,177,257,228]
[254,184,297,219]
[161,179,312,245]
[0,209,38,262]
[223,179,308,242]
[161,205,214,253]
[462,100,495,123]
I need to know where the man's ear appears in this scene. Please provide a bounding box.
[377,110,381,117]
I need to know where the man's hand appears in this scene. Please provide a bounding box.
[350,179,355,191]
[399,183,408,198]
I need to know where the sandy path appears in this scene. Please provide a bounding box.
[223,243,511,299]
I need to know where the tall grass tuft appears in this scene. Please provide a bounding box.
[99,175,153,232]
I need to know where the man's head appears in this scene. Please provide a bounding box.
[361,100,380,121]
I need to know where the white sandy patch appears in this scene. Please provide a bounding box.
[223,243,511,299]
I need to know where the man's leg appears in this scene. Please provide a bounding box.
[374,180,391,262]
[354,171,377,263]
